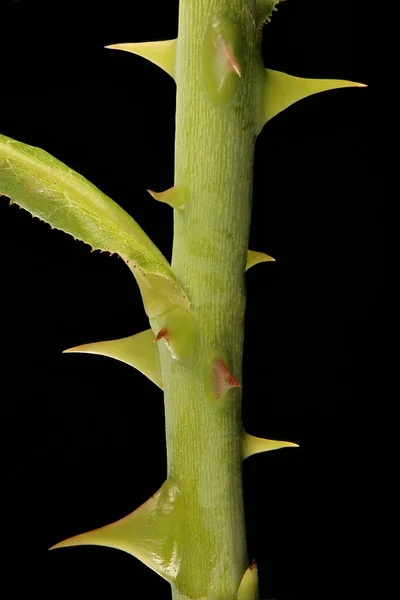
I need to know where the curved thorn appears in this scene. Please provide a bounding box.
[246,250,275,271]
[147,185,186,210]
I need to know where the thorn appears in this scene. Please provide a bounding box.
[237,559,259,600]
[219,37,241,77]
[151,307,196,361]
[147,185,186,210]
[48,479,183,586]
[62,329,163,389]
[246,250,275,271]
[203,16,243,106]
[258,68,367,133]
[212,358,241,399]
[242,431,299,460]
[104,39,177,80]
[153,326,169,343]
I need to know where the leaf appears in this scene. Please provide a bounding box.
[0,133,189,317]
[255,0,284,27]
[257,68,366,133]
[243,432,299,460]
[105,39,177,80]
[63,328,163,389]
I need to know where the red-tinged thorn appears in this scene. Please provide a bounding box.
[226,48,241,77]
[213,358,241,398]
[219,38,241,77]
[250,559,257,571]
[229,57,241,77]
[153,326,169,344]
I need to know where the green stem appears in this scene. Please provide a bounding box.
[157,2,263,598]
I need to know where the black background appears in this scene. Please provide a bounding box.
[0,1,375,599]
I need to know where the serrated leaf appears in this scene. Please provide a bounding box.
[105,39,177,79]
[257,68,366,133]
[256,0,283,27]
[0,133,189,317]
[63,328,163,389]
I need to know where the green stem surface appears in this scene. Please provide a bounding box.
[158,2,263,598]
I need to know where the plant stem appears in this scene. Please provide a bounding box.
[156,2,263,598]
